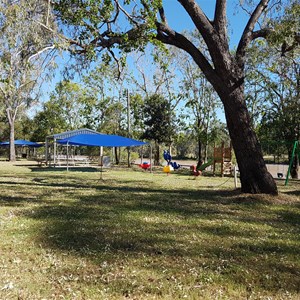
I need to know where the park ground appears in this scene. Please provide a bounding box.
[0,161,299,299]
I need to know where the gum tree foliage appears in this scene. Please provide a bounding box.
[49,81,92,130]
[247,44,299,177]
[255,51,299,177]
[83,64,133,164]
[83,63,129,136]
[30,101,68,142]
[129,48,184,157]
[141,94,176,165]
[244,2,300,178]
[0,0,57,161]
[30,81,91,141]
[51,0,300,194]
[169,37,221,165]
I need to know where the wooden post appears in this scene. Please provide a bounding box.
[234,165,238,189]
[213,142,216,175]
[221,141,225,177]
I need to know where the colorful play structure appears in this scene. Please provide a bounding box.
[162,142,232,177]
[190,141,232,177]
[163,150,180,174]
[163,164,174,174]
[285,140,300,186]
[190,159,214,176]
[213,141,233,176]
[139,162,151,170]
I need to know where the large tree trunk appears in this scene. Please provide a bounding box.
[289,147,299,179]
[196,137,203,170]
[290,155,299,179]
[114,147,119,165]
[221,86,278,194]
[6,107,16,162]
[154,141,160,166]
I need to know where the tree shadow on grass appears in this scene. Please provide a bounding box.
[1,167,299,295]
[284,189,300,197]
[28,166,100,173]
[19,181,300,295]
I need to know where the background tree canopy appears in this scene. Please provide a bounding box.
[0,0,298,192]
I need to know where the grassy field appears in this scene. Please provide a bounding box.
[0,161,299,300]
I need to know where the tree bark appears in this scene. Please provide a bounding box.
[290,155,299,179]
[6,107,16,162]
[154,141,160,166]
[114,147,119,165]
[9,120,16,162]
[289,147,299,179]
[196,137,203,169]
[220,84,277,194]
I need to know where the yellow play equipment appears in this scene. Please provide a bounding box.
[163,165,174,174]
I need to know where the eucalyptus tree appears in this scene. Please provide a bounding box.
[170,37,221,166]
[244,2,300,178]
[50,0,300,194]
[30,99,69,142]
[252,49,299,178]
[83,64,128,134]
[129,48,183,155]
[141,94,176,165]
[48,80,94,130]
[83,63,133,163]
[130,48,179,100]
[0,0,57,161]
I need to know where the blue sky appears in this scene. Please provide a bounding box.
[161,0,248,48]
[37,1,250,120]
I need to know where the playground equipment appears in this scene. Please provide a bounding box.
[163,164,174,175]
[163,150,180,170]
[139,162,151,170]
[285,140,300,186]
[190,159,214,177]
[190,165,201,176]
[213,142,232,176]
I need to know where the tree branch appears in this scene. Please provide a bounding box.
[178,0,234,75]
[155,21,224,94]
[281,34,300,56]
[46,0,51,26]
[28,45,56,62]
[251,28,271,40]
[66,25,147,55]
[158,7,167,24]
[0,85,7,97]
[114,0,137,25]
[107,48,122,79]
[214,0,227,39]
[236,0,269,68]
[178,0,216,46]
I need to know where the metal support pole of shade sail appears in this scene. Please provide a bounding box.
[67,142,69,172]
[150,144,152,173]
[99,146,103,180]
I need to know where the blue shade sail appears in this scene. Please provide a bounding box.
[0,140,43,147]
[57,134,147,147]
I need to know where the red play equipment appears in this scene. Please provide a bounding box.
[190,165,202,176]
[139,162,151,170]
